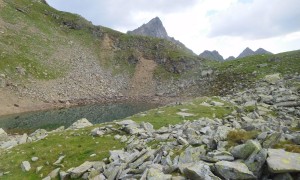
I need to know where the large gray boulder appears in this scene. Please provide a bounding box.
[147,168,172,180]
[273,173,293,180]
[67,118,93,130]
[267,149,300,173]
[178,146,206,164]
[21,161,31,172]
[29,129,48,141]
[48,168,60,179]
[231,140,261,159]
[117,120,145,135]
[214,126,232,142]
[70,161,95,178]
[184,128,203,145]
[264,73,281,84]
[245,148,267,177]
[0,128,8,141]
[206,150,234,162]
[140,122,154,134]
[262,132,281,148]
[183,162,221,180]
[18,133,28,144]
[1,140,18,149]
[215,161,256,179]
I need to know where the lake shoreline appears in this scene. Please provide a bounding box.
[0,95,189,119]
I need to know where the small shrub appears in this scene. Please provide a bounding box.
[227,130,259,147]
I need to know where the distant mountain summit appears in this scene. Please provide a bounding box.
[199,50,224,61]
[225,56,235,61]
[127,17,185,47]
[255,48,272,55]
[199,47,272,61]
[237,47,255,58]
[128,17,168,39]
[237,47,272,59]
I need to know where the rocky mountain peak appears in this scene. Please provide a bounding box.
[237,47,273,59]
[225,56,235,61]
[199,50,224,61]
[127,17,188,49]
[127,17,169,39]
[237,47,255,58]
[255,48,272,55]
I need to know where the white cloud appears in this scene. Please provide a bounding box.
[209,0,300,39]
[46,0,300,58]
[46,0,198,29]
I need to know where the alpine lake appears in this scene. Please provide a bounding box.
[0,101,159,134]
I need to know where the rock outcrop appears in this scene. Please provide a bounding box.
[128,17,169,40]
[199,50,224,61]
[127,17,186,48]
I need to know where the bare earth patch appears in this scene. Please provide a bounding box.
[129,57,157,97]
[0,88,55,116]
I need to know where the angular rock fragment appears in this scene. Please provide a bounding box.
[147,168,172,180]
[245,148,267,177]
[262,132,281,148]
[267,149,300,173]
[215,161,256,180]
[21,161,31,172]
[70,161,96,178]
[183,162,220,180]
[231,140,261,159]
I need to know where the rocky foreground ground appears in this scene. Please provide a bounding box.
[0,73,300,179]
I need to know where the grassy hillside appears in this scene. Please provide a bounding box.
[206,50,300,95]
[0,0,199,83]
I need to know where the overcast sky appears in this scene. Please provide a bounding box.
[46,0,300,58]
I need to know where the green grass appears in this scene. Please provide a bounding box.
[206,50,300,95]
[130,97,233,129]
[0,127,124,180]
[0,0,201,84]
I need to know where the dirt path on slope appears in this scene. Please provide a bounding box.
[129,57,157,97]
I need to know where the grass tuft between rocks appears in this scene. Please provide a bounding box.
[274,141,300,153]
[226,130,260,148]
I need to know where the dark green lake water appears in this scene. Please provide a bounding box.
[0,102,158,134]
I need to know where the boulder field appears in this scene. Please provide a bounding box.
[0,74,299,179]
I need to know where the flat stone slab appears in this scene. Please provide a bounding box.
[70,161,95,178]
[267,149,300,173]
[215,161,255,180]
[176,112,194,117]
[115,119,136,126]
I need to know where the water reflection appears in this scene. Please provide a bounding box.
[0,102,158,133]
